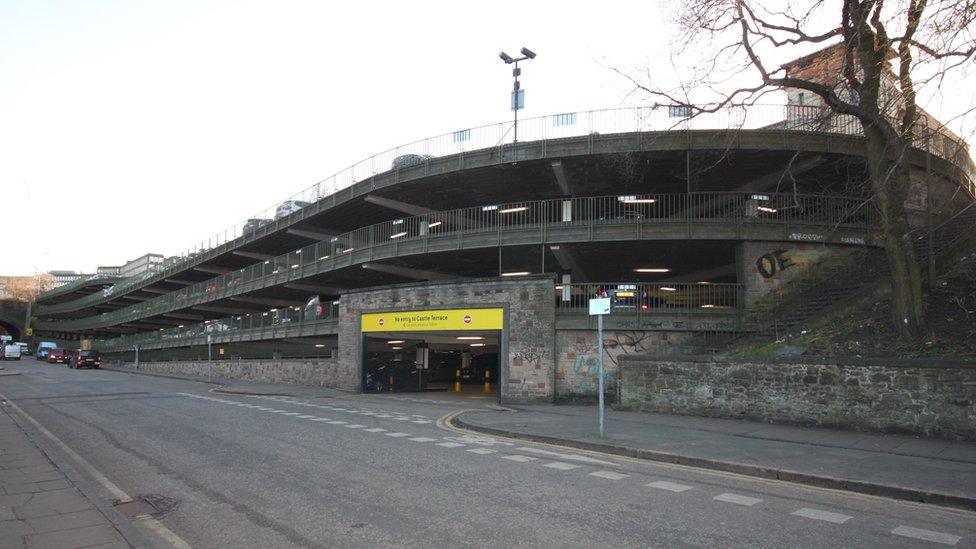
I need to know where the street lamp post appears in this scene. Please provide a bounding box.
[499,47,537,145]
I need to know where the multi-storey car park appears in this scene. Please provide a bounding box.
[32,96,975,402]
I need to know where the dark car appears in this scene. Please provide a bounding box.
[70,350,101,369]
[242,218,271,235]
[47,349,70,364]
[391,154,433,169]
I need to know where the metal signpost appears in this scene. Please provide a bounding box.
[588,296,611,437]
[207,334,213,383]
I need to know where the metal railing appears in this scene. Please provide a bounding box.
[95,301,340,351]
[37,191,878,332]
[34,273,123,303]
[37,103,973,312]
[93,281,743,351]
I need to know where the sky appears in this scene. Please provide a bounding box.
[1,1,973,276]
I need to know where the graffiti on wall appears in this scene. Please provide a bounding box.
[568,332,652,393]
[756,249,795,278]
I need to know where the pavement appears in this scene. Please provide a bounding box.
[0,401,130,548]
[2,360,975,547]
[454,404,976,511]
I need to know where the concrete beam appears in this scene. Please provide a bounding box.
[162,313,205,321]
[119,295,149,301]
[666,263,737,283]
[551,160,574,196]
[193,265,233,275]
[229,296,305,307]
[192,305,259,315]
[287,228,338,241]
[361,262,463,282]
[679,156,828,218]
[549,245,589,282]
[142,287,172,294]
[283,283,346,295]
[364,195,435,216]
[233,250,275,261]
[164,279,194,286]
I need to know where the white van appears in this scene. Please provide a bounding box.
[2,340,21,360]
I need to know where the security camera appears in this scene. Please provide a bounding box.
[520,47,536,59]
[499,51,514,63]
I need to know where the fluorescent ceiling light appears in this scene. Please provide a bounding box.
[319,256,330,260]
[342,248,354,253]
[757,206,778,213]
[457,336,484,340]
[470,343,486,347]
[482,205,499,212]
[501,271,530,276]
[390,232,408,239]
[659,287,677,292]
[315,344,325,348]
[634,268,670,273]
[499,206,527,214]
[391,346,403,350]
[387,340,405,344]
[291,264,299,268]
[427,221,443,228]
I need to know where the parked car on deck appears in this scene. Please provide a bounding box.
[274,200,310,219]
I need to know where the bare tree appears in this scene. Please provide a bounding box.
[629,0,975,338]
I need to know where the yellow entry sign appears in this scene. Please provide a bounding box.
[361,308,504,332]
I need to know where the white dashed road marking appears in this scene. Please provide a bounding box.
[515,446,616,466]
[327,421,348,425]
[501,455,537,462]
[791,508,852,524]
[437,442,466,448]
[411,420,432,424]
[647,481,693,493]
[543,462,581,471]
[408,437,438,442]
[309,417,332,422]
[589,471,629,480]
[467,448,496,455]
[891,526,961,546]
[713,493,763,507]
[297,415,315,419]
[344,424,365,429]
[364,428,386,433]
[385,432,412,438]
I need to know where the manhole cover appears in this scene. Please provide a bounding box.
[114,494,179,519]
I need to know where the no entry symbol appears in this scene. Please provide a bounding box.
[463,315,472,324]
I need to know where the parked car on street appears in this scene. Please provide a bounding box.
[15,342,30,356]
[69,350,101,369]
[47,349,70,364]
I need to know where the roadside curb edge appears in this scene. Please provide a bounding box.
[451,412,976,513]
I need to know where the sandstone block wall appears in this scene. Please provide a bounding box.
[618,357,976,440]
[118,358,342,388]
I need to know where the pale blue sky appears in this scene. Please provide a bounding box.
[1,1,972,276]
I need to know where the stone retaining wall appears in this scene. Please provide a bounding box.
[118,358,342,388]
[618,356,976,440]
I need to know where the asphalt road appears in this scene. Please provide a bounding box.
[2,361,975,548]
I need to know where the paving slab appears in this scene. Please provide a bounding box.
[455,404,976,511]
[0,406,130,548]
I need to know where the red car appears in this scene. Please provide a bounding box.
[47,349,70,364]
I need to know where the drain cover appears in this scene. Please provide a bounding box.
[114,494,178,519]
